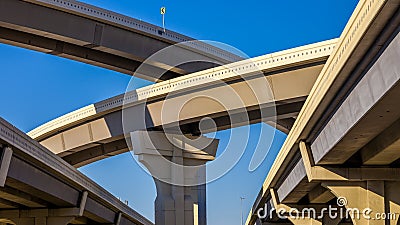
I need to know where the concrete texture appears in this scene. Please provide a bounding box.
[311,30,400,164]
[0,117,153,225]
[247,0,400,223]
[131,131,218,225]
[28,40,335,167]
[0,0,242,81]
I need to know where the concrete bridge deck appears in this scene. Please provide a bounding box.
[0,117,153,225]
[0,0,243,81]
[246,0,400,224]
[27,39,336,167]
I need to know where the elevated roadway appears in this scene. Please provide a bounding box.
[0,117,153,225]
[27,39,337,167]
[246,0,400,224]
[0,0,243,81]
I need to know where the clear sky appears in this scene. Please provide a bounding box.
[0,0,358,224]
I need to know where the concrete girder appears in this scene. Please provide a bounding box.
[41,100,303,168]
[5,216,74,225]
[323,181,400,225]
[246,1,400,224]
[0,0,242,81]
[29,38,334,141]
[300,142,400,225]
[0,187,48,208]
[0,199,87,225]
[0,118,153,225]
[275,141,400,206]
[269,189,343,225]
[29,42,331,167]
[265,118,296,134]
[360,117,400,165]
[300,141,400,182]
[0,190,87,223]
[308,185,335,204]
[311,29,400,165]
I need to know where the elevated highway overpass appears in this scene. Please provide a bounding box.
[0,0,243,81]
[27,38,337,167]
[246,0,400,224]
[5,0,400,224]
[0,117,153,225]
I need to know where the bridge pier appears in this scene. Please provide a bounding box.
[131,131,218,225]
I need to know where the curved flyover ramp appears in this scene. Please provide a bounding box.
[28,39,337,167]
[0,0,243,81]
[0,117,153,225]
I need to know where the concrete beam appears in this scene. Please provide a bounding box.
[277,141,400,206]
[30,38,334,141]
[311,29,400,165]
[12,216,74,225]
[270,189,346,225]
[0,186,48,208]
[0,117,153,225]
[0,26,180,81]
[300,141,400,182]
[276,158,316,204]
[361,117,400,165]
[0,209,77,225]
[323,181,400,225]
[32,60,320,167]
[0,197,20,209]
[0,146,12,187]
[266,118,296,134]
[6,157,80,206]
[246,1,400,224]
[308,185,335,204]
[0,0,241,81]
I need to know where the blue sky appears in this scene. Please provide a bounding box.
[0,0,358,224]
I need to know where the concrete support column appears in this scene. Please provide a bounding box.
[385,182,400,225]
[131,131,218,225]
[323,181,400,225]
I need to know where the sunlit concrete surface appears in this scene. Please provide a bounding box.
[246,0,400,224]
[28,39,336,167]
